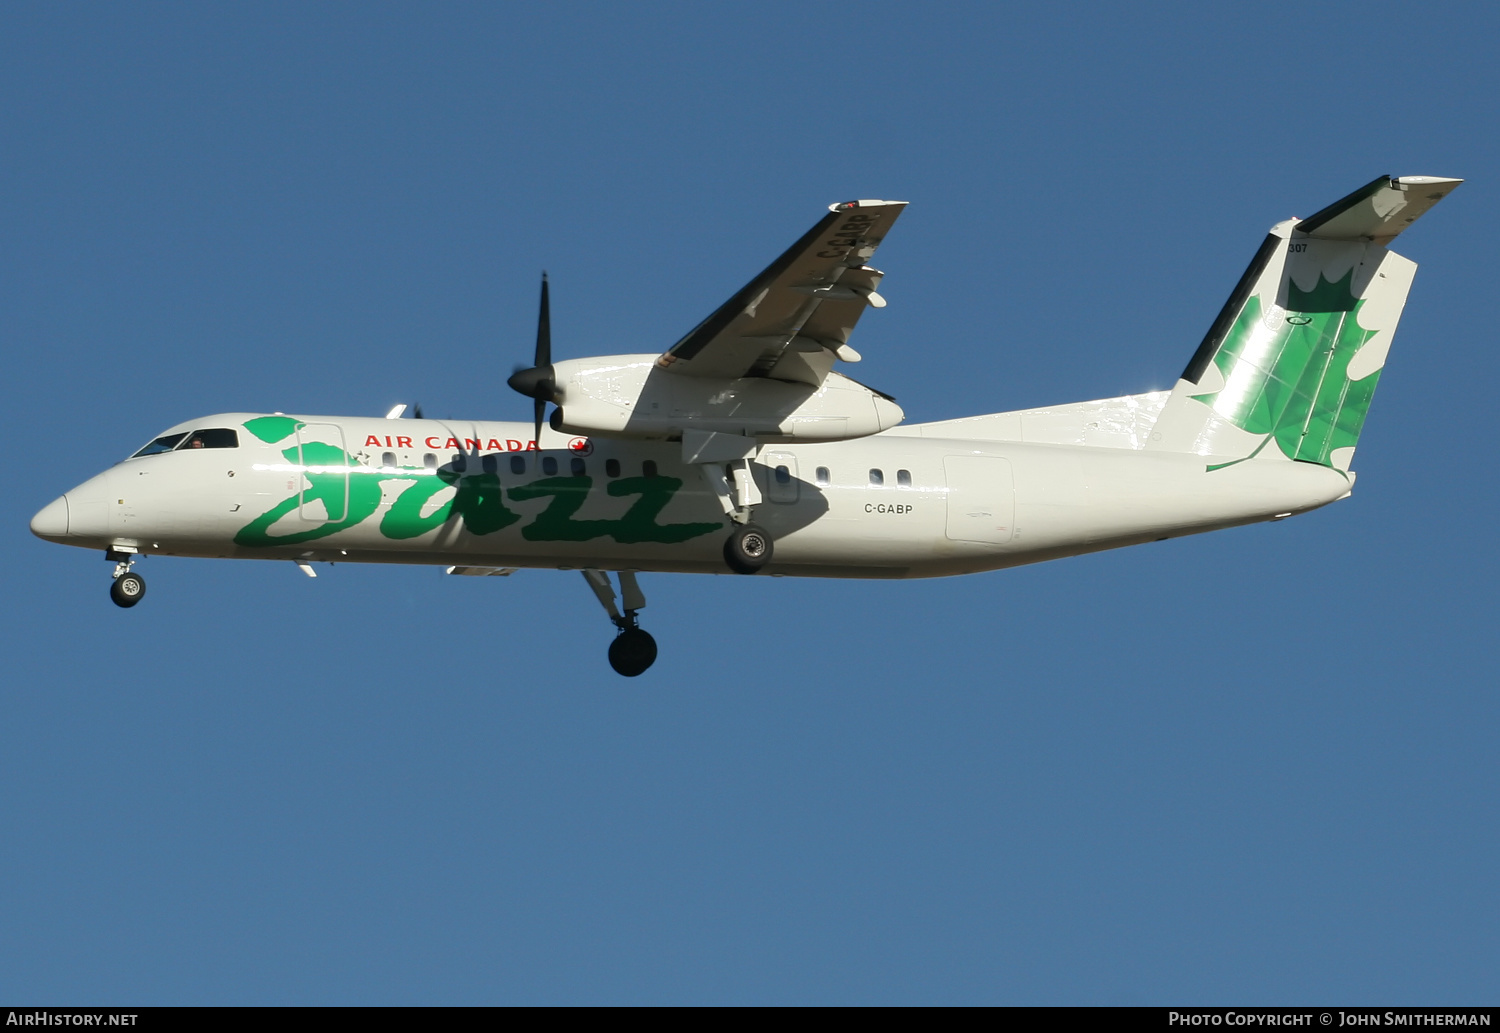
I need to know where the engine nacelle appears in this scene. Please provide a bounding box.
[546,354,903,443]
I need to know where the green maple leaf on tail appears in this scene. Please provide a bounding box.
[1191,267,1381,466]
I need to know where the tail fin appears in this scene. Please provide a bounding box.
[1147,175,1461,470]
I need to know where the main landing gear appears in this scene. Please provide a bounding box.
[107,549,146,608]
[724,523,772,575]
[583,569,657,677]
[699,457,774,575]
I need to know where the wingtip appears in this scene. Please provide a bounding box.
[1396,176,1463,188]
[828,199,909,213]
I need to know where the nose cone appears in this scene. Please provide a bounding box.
[31,496,69,539]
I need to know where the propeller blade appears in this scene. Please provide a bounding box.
[535,272,551,368]
[504,272,557,450]
[508,272,557,450]
[413,402,424,420]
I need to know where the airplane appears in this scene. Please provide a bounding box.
[30,174,1461,676]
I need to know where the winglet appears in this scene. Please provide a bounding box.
[1296,175,1462,245]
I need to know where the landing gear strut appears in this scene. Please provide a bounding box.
[583,569,657,677]
[698,456,774,575]
[107,549,146,608]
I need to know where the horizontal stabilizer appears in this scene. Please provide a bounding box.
[1296,175,1462,245]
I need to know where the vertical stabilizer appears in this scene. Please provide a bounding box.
[1147,175,1460,470]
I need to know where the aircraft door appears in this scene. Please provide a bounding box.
[943,456,1014,544]
[761,451,799,504]
[296,423,350,523]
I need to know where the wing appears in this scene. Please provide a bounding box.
[655,199,907,386]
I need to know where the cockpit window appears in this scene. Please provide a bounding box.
[178,428,239,450]
[131,433,187,457]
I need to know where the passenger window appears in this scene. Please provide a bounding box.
[570,457,586,476]
[643,460,658,478]
[131,432,187,458]
[423,453,438,471]
[542,456,558,475]
[510,455,526,475]
[869,468,884,486]
[181,428,239,450]
[774,465,791,485]
[381,452,396,469]
[606,458,620,478]
[451,453,467,472]
[815,466,830,486]
[481,454,498,475]
[897,469,912,488]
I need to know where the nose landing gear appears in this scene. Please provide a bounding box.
[583,569,657,676]
[110,572,146,607]
[107,550,146,608]
[608,626,658,678]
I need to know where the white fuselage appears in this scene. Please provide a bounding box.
[34,403,1353,579]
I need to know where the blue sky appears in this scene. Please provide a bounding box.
[2,2,1496,1004]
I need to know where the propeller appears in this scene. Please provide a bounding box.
[507,272,556,450]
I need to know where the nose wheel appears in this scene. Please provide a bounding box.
[583,569,658,677]
[608,627,658,678]
[110,570,146,608]
[106,549,146,608]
